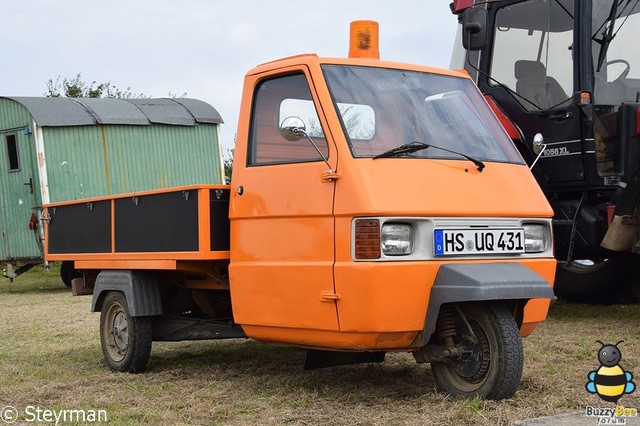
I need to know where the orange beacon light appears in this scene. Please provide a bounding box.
[349,20,380,59]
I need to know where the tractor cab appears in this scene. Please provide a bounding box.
[451,0,640,301]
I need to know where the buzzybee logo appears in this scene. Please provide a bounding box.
[586,341,636,403]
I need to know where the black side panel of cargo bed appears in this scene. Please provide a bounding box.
[115,190,199,252]
[210,188,230,251]
[48,201,112,253]
[47,187,230,256]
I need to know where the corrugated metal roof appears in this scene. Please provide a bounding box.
[75,98,150,125]
[2,96,223,127]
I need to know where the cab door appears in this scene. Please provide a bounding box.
[229,69,339,332]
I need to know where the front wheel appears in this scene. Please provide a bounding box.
[100,291,152,373]
[431,303,523,400]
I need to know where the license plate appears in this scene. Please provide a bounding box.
[434,228,525,256]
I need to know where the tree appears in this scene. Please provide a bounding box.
[44,73,148,98]
[224,148,234,183]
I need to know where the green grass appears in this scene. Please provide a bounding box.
[0,269,639,425]
[1,263,64,293]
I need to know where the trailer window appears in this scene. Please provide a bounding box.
[5,134,19,172]
[249,74,329,166]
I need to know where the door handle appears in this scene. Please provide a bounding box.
[550,111,573,121]
[24,178,33,194]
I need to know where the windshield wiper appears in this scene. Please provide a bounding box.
[426,143,486,172]
[372,141,429,159]
[373,141,486,172]
[594,0,621,72]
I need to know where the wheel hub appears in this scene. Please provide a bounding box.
[452,323,490,383]
[112,311,129,352]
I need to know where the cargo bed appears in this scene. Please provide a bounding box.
[45,185,231,271]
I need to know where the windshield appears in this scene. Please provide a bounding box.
[592,0,640,105]
[321,65,523,164]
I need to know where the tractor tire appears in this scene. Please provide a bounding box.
[554,257,640,304]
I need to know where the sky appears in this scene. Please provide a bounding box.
[0,0,459,154]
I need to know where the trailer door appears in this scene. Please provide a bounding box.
[229,70,339,332]
[0,130,41,261]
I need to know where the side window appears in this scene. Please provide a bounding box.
[249,73,328,165]
[337,103,375,141]
[5,134,19,172]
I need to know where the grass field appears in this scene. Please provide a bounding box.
[0,267,639,425]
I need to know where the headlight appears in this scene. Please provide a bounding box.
[523,223,550,253]
[381,223,414,255]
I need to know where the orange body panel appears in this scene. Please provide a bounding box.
[233,259,554,350]
[240,326,418,351]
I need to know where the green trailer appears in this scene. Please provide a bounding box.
[0,97,224,281]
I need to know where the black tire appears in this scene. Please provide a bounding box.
[100,291,152,373]
[555,257,640,304]
[431,303,523,400]
[60,261,81,287]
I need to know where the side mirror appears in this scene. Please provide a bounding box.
[462,7,488,51]
[279,116,306,141]
[529,133,547,170]
[532,133,545,154]
[279,116,334,174]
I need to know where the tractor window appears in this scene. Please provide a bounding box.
[248,73,328,165]
[5,134,19,172]
[592,1,640,105]
[489,0,574,111]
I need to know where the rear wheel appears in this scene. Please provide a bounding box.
[431,303,523,400]
[100,291,152,373]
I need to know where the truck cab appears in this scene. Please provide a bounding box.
[46,22,556,400]
[226,33,556,398]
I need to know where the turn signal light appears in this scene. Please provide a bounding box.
[579,91,591,106]
[355,218,381,259]
[349,20,380,59]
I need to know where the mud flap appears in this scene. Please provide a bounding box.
[418,263,554,346]
[90,270,162,317]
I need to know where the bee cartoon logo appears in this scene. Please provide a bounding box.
[586,340,636,403]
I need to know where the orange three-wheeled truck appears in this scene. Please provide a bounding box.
[45,22,555,400]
